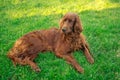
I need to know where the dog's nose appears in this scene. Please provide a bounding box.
[62,28,66,32]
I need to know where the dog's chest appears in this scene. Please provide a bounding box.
[67,37,82,51]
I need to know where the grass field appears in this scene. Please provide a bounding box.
[0,0,120,80]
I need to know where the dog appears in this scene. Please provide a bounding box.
[7,12,94,73]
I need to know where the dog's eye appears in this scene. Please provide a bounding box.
[64,19,67,21]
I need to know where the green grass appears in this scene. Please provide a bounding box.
[0,0,120,80]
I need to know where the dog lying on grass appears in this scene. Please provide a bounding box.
[7,12,94,73]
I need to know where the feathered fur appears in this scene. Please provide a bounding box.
[7,13,94,73]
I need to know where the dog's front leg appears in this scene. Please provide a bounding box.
[55,53,84,73]
[82,44,94,64]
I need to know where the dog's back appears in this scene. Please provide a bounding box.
[7,28,60,69]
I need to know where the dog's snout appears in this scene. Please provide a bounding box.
[62,28,66,32]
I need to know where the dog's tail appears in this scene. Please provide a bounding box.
[7,49,14,59]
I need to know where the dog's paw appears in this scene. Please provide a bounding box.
[89,58,94,64]
[77,67,84,74]
[33,67,41,72]
[36,68,41,72]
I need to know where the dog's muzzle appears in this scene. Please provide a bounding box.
[62,27,66,32]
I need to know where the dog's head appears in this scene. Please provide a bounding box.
[60,12,83,34]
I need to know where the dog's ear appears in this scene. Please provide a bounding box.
[74,15,83,33]
[59,18,63,30]
[59,14,65,30]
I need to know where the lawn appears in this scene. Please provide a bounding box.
[0,0,120,80]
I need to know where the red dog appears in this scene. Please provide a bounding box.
[7,13,94,73]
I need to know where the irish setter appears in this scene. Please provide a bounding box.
[7,13,94,73]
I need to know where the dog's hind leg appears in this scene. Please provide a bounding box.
[26,59,41,72]
[17,54,41,72]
